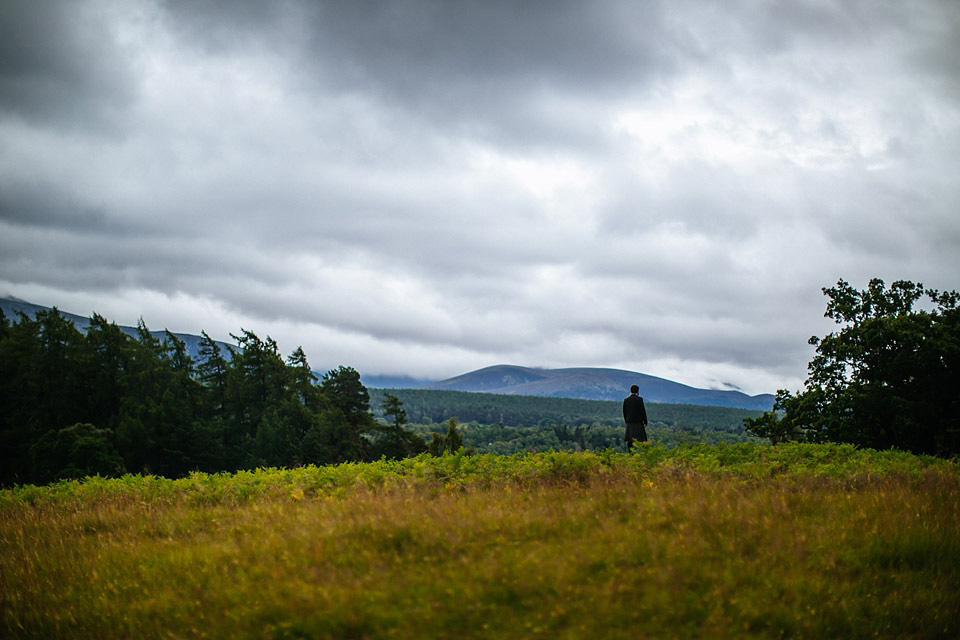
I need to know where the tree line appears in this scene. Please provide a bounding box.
[368,388,764,433]
[0,308,427,486]
[407,421,760,455]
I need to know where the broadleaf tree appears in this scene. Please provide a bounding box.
[745,278,960,456]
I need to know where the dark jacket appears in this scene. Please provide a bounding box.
[622,394,648,424]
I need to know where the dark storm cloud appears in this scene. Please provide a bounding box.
[303,1,674,91]
[0,184,111,233]
[0,0,138,132]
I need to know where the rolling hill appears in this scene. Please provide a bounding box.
[423,364,775,410]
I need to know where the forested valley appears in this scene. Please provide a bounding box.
[369,389,763,454]
[368,389,762,430]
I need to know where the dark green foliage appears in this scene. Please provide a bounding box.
[321,366,376,461]
[196,330,228,418]
[322,366,374,431]
[29,423,125,483]
[0,309,382,486]
[369,388,763,432]
[382,392,407,429]
[427,419,468,455]
[365,389,764,455]
[0,309,91,482]
[301,410,362,465]
[368,393,427,460]
[408,420,760,455]
[746,279,960,456]
[740,397,802,444]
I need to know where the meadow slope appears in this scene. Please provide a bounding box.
[2,444,958,639]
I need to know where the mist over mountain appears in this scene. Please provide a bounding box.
[0,296,233,364]
[421,365,775,410]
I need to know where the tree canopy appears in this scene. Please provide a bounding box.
[745,279,960,456]
[0,308,396,485]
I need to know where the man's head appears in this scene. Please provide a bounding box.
[630,385,639,394]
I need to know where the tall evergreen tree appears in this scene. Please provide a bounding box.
[84,314,130,431]
[428,419,465,455]
[320,366,375,460]
[371,393,426,459]
[196,331,229,428]
[225,331,281,451]
[1,309,91,483]
[35,309,88,437]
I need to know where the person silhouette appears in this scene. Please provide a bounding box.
[622,384,648,450]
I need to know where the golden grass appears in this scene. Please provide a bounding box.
[2,445,959,639]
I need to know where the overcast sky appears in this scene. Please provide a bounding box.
[2,0,958,395]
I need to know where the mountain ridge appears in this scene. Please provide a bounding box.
[0,296,233,364]
[420,364,775,410]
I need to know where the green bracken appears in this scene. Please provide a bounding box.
[2,443,958,639]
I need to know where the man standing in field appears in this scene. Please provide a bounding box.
[622,385,648,450]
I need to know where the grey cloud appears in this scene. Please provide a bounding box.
[0,184,111,233]
[157,0,679,150]
[678,0,916,57]
[299,1,673,85]
[2,0,959,396]
[160,0,293,54]
[0,1,138,132]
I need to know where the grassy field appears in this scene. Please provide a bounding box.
[2,443,959,639]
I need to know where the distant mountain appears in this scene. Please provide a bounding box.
[360,373,437,389]
[422,364,775,410]
[0,296,233,364]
